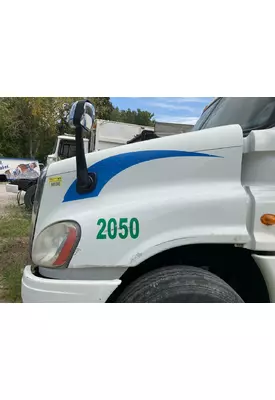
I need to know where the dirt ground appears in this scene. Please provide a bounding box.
[0,183,17,213]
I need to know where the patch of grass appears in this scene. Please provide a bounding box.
[0,207,31,302]
[0,215,31,238]
[0,240,28,302]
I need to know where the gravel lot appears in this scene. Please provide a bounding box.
[0,183,18,214]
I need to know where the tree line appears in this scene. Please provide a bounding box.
[0,97,155,162]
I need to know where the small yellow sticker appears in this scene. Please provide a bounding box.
[49,176,62,187]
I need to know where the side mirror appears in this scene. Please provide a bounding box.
[67,100,97,195]
[68,101,95,132]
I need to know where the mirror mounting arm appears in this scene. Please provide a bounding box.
[75,126,97,194]
[68,99,97,195]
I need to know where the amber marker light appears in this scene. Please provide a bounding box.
[261,214,275,226]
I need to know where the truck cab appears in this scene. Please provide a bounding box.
[22,98,275,303]
[47,134,90,165]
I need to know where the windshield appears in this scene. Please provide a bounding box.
[193,97,275,134]
[59,140,76,159]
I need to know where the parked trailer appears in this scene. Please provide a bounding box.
[95,120,155,150]
[4,160,43,210]
[0,158,39,181]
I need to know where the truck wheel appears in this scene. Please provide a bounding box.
[24,184,37,211]
[116,266,243,303]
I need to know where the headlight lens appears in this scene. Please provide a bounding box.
[32,221,81,268]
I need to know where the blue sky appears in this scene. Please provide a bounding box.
[111,97,214,125]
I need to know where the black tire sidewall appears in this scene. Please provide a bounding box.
[24,184,37,210]
[116,265,243,303]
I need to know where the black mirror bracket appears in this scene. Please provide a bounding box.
[76,171,97,194]
[68,100,97,195]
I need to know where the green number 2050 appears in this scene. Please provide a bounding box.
[96,218,139,240]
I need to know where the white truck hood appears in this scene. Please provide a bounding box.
[47,124,244,178]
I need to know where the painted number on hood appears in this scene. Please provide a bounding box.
[97,218,139,240]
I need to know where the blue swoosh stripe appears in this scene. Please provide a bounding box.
[63,150,220,203]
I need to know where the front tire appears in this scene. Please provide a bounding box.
[116,266,243,303]
[24,184,37,211]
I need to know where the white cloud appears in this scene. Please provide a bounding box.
[158,97,211,104]
[149,102,196,112]
[156,115,199,125]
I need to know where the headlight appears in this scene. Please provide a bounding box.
[32,221,81,268]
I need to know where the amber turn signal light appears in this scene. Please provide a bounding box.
[261,214,275,226]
